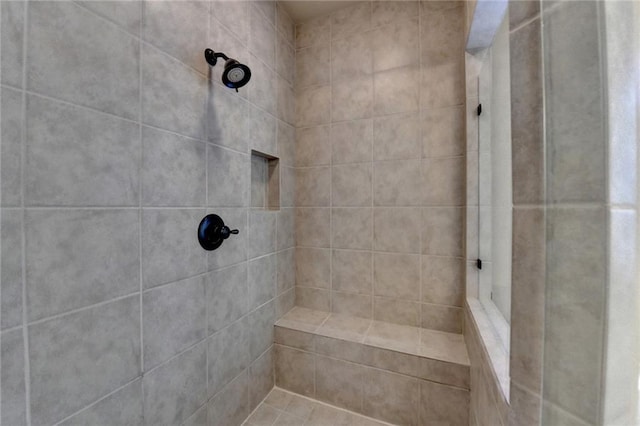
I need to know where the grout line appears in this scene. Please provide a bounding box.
[27,292,140,328]
[328,12,333,316]
[52,377,142,426]
[138,0,144,384]
[20,0,32,423]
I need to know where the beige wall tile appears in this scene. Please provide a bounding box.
[422,207,463,256]
[296,15,330,49]
[510,207,544,393]
[371,1,419,28]
[296,44,330,89]
[315,335,366,364]
[373,252,419,300]
[331,32,372,83]
[331,119,373,164]
[296,125,330,167]
[332,291,373,319]
[275,345,315,397]
[315,356,365,412]
[510,19,543,205]
[422,256,464,306]
[296,85,330,127]
[296,247,330,288]
[419,380,469,426]
[422,157,465,206]
[422,106,465,158]
[332,2,371,41]
[373,112,421,161]
[332,249,372,295]
[371,19,419,72]
[420,302,462,333]
[332,76,373,121]
[275,326,315,352]
[295,286,330,312]
[373,66,420,116]
[373,296,420,327]
[373,207,421,253]
[419,357,469,390]
[295,167,330,207]
[332,164,372,206]
[373,160,422,206]
[332,208,373,250]
[421,61,464,108]
[363,368,419,425]
[296,208,330,247]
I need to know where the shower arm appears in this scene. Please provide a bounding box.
[204,49,229,67]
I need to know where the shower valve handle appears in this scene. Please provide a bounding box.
[197,214,239,251]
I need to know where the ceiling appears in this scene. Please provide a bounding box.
[279,1,360,23]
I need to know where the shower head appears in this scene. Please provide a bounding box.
[205,48,251,92]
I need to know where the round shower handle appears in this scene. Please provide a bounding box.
[197,214,239,251]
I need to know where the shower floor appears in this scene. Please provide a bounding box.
[244,388,396,426]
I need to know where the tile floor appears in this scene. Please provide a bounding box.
[244,388,396,426]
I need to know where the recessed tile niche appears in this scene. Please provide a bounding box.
[251,150,280,210]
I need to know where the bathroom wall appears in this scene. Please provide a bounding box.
[293,0,467,333]
[465,1,543,425]
[0,1,296,425]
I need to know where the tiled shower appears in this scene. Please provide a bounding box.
[1,1,639,426]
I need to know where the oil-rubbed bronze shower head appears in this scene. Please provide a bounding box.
[205,48,251,92]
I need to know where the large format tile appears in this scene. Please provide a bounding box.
[27,1,139,119]
[363,368,419,426]
[373,253,419,301]
[331,32,372,84]
[208,263,249,334]
[373,112,420,161]
[296,167,331,207]
[248,54,277,116]
[25,95,139,206]
[142,1,208,74]
[208,371,250,426]
[1,87,22,206]
[208,317,250,397]
[77,1,141,35]
[142,47,207,140]
[249,347,275,410]
[419,380,469,426]
[142,127,206,207]
[315,356,365,413]
[331,119,372,165]
[1,0,24,88]
[59,380,143,426]
[332,164,372,207]
[29,296,140,425]
[142,208,206,289]
[249,5,275,69]
[1,209,22,329]
[296,248,331,289]
[371,19,419,72]
[275,345,315,397]
[211,1,248,44]
[248,211,277,258]
[143,275,206,369]
[248,254,277,310]
[332,208,373,250]
[296,15,330,49]
[208,146,249,207]
[332,249,372,295]
[373,207,421,253]
[1,329,26,426]
[544,2,605,204]
[208,84,250,151]
[297,44,330,89]
[248,300,276,361]
[26,209,139,321]
[143,342,207,426]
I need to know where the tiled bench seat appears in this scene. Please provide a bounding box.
[274,307,470,426]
